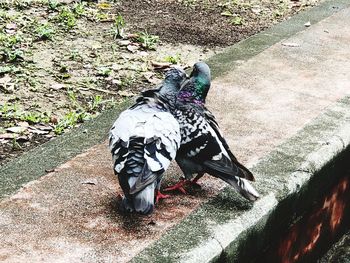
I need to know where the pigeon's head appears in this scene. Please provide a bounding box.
[192,62,211,99]
[178,61,211,104]
[164,67,187,89]
[159,67,188,97]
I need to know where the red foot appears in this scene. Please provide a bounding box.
[190,180,201,189]
[164,179,189,194]
[155,190,171,204]
[191,174,203,188]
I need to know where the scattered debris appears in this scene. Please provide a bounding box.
[148,220,156,225]
[118,40,131,46]
[304,21,311,27]
[118,90,135,97]
[143,72,161,84]
[81,179,98,185]
[0,0,322,166]
[51,84,66,90]
[0,133,16,140]
[6,126,27,134]
[127,44,140,53]
[281,42,301,47]
[151,61,172,70]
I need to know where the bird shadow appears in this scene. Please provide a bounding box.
[107,194,156,233]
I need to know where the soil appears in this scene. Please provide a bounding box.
[0,0,321,166]
[117,0,303,47]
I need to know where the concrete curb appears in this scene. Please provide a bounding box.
[131,96,350,262]
[0,100,131,198]
[207,0,350,78]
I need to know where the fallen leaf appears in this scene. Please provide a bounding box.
[5,23,17,34]
[81,179,98,185]
[34,124,53,131]
[281,42,301,47]
[6,23,17,30]
[0,133,16,139]
[6,126,27,133]
[17,121,29,127]
[118,40,131,46]
[97,2,112,9]
[0,75,12,84]
[51,83,65,90]
[28,127,50,135]
[221,11,233,17]
[151,61,172,70]
[118,90,135,97]
[143,72,161,84]
[138,51,149,57]
[127,44,139,53]
[251,6,262,14]
[127,33,139,39]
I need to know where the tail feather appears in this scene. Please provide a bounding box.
[210,170,259,201]
[236,177,260,201]
[123,176,155,214]
[133,183,155,214]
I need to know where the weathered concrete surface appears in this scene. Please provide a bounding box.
[320,230,350,263]
[0,143,225,262]
[133,98,350,263]
[0,101,131,199]
[1,2,350,262]
[208,6,350,166]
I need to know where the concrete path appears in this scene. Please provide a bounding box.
[1,2,350,262]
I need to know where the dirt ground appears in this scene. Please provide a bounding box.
[0,0,320,165]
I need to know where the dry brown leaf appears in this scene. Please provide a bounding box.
[28,127,50,135]
[6,126,27,133]
[0,133,16,139]
[127,45,139,53]
[51,83,66,90]
[151,61,172,70]
[143,72,161,84]
[17,121,30,127]
[118,90,135,97]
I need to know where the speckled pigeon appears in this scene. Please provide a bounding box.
[109,67,187,214]
[165,62,259,201]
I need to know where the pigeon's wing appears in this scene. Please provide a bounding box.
[177,105,248,180]
[177,106,259,201]
[202,106,255,181]
[109,106,180,194]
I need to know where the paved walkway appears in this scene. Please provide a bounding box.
[1,4,350,263]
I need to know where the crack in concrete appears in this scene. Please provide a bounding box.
[212,235,224,251]
[294,168,313,175]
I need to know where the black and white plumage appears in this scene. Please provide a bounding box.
[171,62,259,201]
[109,67,187,214]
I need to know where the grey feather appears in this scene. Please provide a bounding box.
[109,67,187,214]
[174,62,259,201]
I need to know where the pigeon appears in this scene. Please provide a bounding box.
[109,67,187,214]
[165,62,259,201]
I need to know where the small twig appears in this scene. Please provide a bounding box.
[78,86,119,95]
